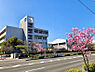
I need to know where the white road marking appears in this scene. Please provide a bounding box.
[28,63,34,65]
[92,54,95,55]
[0,67,4,69]
[25,67,45,72]
[67,59,82,64]
[12,64,21,67]
[0,67,10,69]
[67,57,72,59]
[73,57,77,58]
[40,61,45,63]
[63,58,67,60]
[56,59,61,61]
[49,60,53,62]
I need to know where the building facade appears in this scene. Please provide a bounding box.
[0,16,48,48]
[0,26,23,43]
[48,39,68,50]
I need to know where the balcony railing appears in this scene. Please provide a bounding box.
[34,33,48,37]
[0,39,5,43]
[0,32,6,38]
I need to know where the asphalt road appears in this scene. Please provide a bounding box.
[0,54,95,72]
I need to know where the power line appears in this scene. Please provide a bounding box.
[78,0,95,15]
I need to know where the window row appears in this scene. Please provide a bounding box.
[34,36,47,40]
[34,29,48,34]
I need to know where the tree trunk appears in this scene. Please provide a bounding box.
[44,51,46,58]
[82,53,90,72]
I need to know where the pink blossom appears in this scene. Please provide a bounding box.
[66,37,70,39]
[78,30,80,33]
[72,27,78,31]
[82,48,88,51]
[80,32,86,37]
[65,33,68,35]
[37,44,44,52]
[73,35,80,40]
[68,33,73,37]
[66,27,94,52]
[83,27,85,29]
[68,49,72,51]
[90,28,93,33]
[68,39,72,45]
[66,27,95,71]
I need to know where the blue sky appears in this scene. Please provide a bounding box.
[0,0,95,42]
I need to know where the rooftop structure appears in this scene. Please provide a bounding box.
[48,39,68,50]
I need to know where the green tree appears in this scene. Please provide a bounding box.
[1,36,24,53]
[15,45,30,53]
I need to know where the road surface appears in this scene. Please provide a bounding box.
[0,54,95,72]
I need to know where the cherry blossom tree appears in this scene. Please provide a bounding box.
[66,28,95,72]
[37,44,44,52]
[30,41,45,52]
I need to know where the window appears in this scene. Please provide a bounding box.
[34,29,38,33]
[28,35,32,39]
[39,30,43,34]
[28,23,33,28]
[29,17,33,23]
[24,18,26,22]
[59,43,66,45]
[43,37,47,40]
[39,42,42,44]
[38,37,42,39]
[34,37,38,39]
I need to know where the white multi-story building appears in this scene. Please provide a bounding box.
[48,39,68,50]
[0,16,48,48]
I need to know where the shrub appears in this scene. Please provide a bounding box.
[29,55,44,60]
[64,68,82,72]
[38,55,44,59]
[65,53,70,56]
[70,53,77,56]
[75,53,79,55]
[62,54,65,56]
[77,53,82,55]
[70,53,74,56]
[83,63,95,72]
[0,53,4,55]
[30,56,39,60]
[62,53,70,56]
[5,54,10,57]
[56,50,68,53]
[73,53,77,55]
[91,51,95,54]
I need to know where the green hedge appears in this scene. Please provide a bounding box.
[0,43,2,46]
[91,51,95,54]
[83,63,95,72]
[62,52,81,57]
[64,68,82,72]
[29,50,81,55]
[5,54,10,57]
[29,55,45,60]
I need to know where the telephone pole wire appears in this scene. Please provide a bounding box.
[78,0,95,15]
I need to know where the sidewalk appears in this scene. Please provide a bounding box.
[0,57,26,62]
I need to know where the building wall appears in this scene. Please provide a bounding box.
[20,16,34,44]
[6,26,24,41]
[0,26,6,43]
[20,16,48,48]
[33,28,48,48]
[20,17,27,41]
[48,39,68,50]
[33,35,48,48]
[0,16,48,49]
